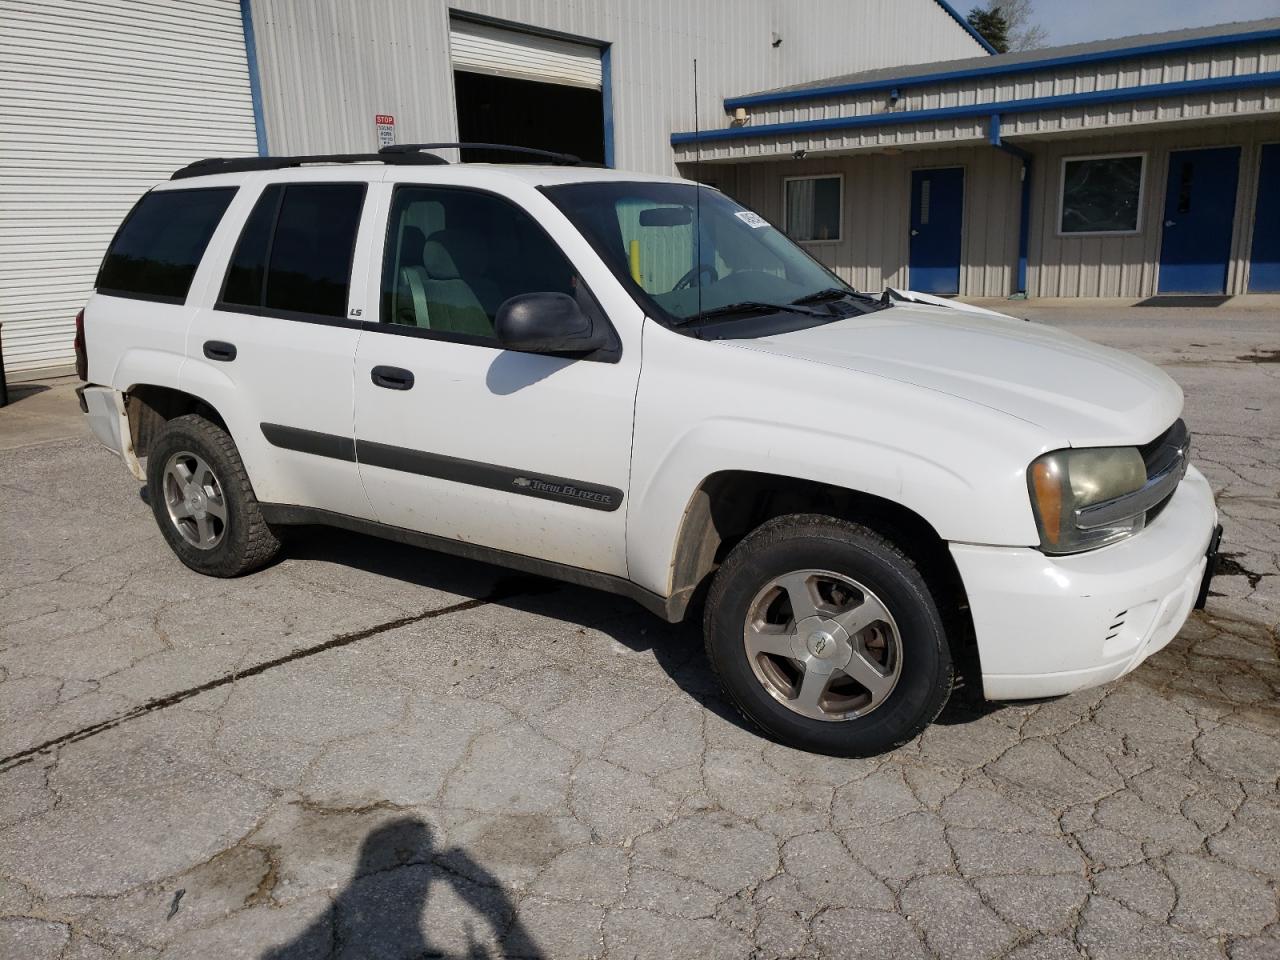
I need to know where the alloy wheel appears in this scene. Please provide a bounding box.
[743,568,902,721]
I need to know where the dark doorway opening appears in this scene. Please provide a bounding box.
[453,71,604,165]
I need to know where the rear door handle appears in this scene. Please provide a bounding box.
[371,365,414,390]
[203,340,237,362]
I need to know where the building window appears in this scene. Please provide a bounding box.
[1059,154,1145,234]
[784,175,842,242]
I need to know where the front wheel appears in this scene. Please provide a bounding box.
[146,414,280,577]
[703,514,952,756]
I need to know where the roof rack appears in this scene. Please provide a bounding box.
[170,150,449,180]
[381,143,585,165]
[170,141,590,181]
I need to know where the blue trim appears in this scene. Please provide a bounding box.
[989,114,1031,295]
[724,25,1280,110]
[673,70,1280,144]
[601,44,615,168]
[932,0,998,55]
[239,0,268,156]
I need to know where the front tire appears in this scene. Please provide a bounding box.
[703,514,952,757]
[146,414,280,577]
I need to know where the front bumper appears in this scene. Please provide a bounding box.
[951,465,1218,700]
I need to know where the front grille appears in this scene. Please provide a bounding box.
[1139,418,1189,524]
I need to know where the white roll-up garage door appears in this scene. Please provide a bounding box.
[0,0,259,377]
[449,19,602,91]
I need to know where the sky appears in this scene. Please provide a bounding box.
[1028,0,1280,45]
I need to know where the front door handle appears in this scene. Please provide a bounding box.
[203,340,237,362]
[371,365,414,390]
[910,229,920,236]
[1165,219,1176,227]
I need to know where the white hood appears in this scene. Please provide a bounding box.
[735,303,1183,448]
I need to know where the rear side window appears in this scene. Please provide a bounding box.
[97,187,236,302]
[219,183,366,320]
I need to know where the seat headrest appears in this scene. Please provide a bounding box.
[427,229,489,275]
[399,226,427,268]
[422,239,462,281]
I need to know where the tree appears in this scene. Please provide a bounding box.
[995,0,1049,51]
[967,5,1010,53]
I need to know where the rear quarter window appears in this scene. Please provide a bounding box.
[96,187,237,302]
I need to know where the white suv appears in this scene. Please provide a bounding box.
[77,144,1221,756]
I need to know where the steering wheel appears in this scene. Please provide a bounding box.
[672,263,718,292]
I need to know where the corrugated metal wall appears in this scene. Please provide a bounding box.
[247,0,989,174]
[0,0,258,375]
[1026,119,1280,298]
[713,146,1022,296]
[711,117,1280,299]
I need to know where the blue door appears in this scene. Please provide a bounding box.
[1158,147,1240,294]
[1249,143,1280,292]
[909,167,964,295]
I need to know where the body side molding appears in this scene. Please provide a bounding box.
[260,423,623,512]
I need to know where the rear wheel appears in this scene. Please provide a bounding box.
[146,414,280,577]
[703,514,952,756]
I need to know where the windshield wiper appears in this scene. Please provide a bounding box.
[791,287,887,307]
[791,287,855,305]
[675,300,827,326]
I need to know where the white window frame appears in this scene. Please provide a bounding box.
[1057,151,1147,237]
[782,174,844,244]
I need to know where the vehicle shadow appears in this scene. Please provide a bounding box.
[278,525,1001,739]
[279,524,749,731]
[261,816,543,960]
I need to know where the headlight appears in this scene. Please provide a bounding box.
[1028,447,1147,554]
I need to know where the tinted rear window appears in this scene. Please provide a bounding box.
[220,183,365,319]
[97,188,236,301]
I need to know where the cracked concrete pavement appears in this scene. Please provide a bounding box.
[1,302,1277,959]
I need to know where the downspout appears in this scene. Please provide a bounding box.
[989,114,1031,298]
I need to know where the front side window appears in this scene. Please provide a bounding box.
[545,180,874,329]
[380,185,579,342]
[97,187,236,301]
[1060,154,1144,234]
[220,183,365,318]
[784,176,841,242]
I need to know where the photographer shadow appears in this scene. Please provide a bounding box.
[263,817,542,960]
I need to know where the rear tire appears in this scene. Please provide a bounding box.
[703,514,952,757]
[146,414,280,577]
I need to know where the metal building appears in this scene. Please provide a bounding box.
[0,0,987,378]
[674,19,1280,299]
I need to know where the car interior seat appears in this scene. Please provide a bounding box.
[392,225,430,328]
[417,239,493,337]
[426,228,504,318]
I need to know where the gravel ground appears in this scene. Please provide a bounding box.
[0,301,1276,959]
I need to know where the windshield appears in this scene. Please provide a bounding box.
[542,181,878,329]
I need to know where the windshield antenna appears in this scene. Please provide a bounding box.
[692,58,703,323]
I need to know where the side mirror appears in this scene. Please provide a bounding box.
[495,292,607,355]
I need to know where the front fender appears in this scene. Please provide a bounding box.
[626,322,1049,598]
[627,417,1038,597]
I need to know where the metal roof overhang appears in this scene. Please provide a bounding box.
[722,25,1280,111]
[673,71,1280,150]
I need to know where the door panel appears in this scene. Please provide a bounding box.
[183,176,375,518]
[351,182,640,576]
[1249,144,1280,293]
[1158,147,1241,294]
[353,334,636,575]
[909,167,964,295]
